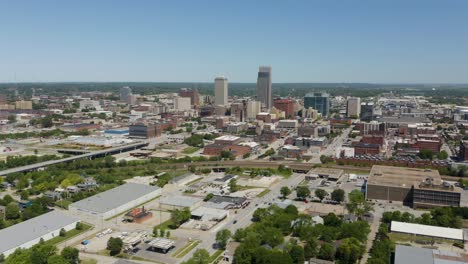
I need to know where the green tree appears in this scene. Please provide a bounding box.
[7,115,16,124]
[5,248,31,264]
[170,208,191,228]
[61,247,79,264]
[280,186,291,199]
[335,237,365,264]
[315,189,328,201]
[75,222,83,230]
[5,202,20,220]
[228,178,239,192]
[203,193,214,201]
[331,189,345,203]
[59,228,66,237]
[30,243,57,264]
[289,245,305,264]
[216,229,232,249]
[318,243,335,261]
[296,186,311,200]
[419,149,434,160]
[304,239,318,259]
[437,150,449,160]
[182,249,210,264]
[106,237,123,256]
[346,190,373,219]
[47,255,69,264]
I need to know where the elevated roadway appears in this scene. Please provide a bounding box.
[0,141,148,176]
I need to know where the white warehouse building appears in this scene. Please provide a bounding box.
[69,183,161,220]
[0,211,80,257]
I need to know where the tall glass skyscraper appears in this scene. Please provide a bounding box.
[304,92,330,116]
[256,66,272,109]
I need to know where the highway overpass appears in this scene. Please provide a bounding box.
[0,141,148,176]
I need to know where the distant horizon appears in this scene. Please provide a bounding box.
[1,81,468,86]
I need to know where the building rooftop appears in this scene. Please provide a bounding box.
[308,168,344,180]
[367,165,442,188]
[0,211,79,255]
[69,183,160,214]
[159,195,202,208]
[215,135,240,141]
[148,238,176,250]
[391,221,464,241]
[394,245,468,264]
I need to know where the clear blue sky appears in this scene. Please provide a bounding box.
[1,0,467,83]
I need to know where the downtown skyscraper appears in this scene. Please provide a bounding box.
[214,76,228,106]
[256,66,272,110]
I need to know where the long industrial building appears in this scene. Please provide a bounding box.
[366,165,461,208]
[69,183,161,220]
[0,211,80,257]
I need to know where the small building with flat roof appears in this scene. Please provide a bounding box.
[159,195,202,211]
[147,238,175,253]
[191,207,229,222]
[0,211,80,257]
[306,168,344,182]
[68,183,161,220]
[391,221,464,242]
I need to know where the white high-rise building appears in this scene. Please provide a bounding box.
[214,76,228,106]
[256,66,272,109]
[246,100,261,119]
[346,97,361,118]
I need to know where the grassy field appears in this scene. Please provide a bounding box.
[44,223,93,246]
[209,249,224,263]
[257,189,270,197]
[153,219,175,230]
[183,147,199,154]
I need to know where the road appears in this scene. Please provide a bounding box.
[0,141,149,176]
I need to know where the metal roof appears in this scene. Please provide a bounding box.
[159,195,202,208]
[69,183,160,214]
[148,238,175,250]
[391,221,464,241]
[0,211,79,255]
[394,245,434,264]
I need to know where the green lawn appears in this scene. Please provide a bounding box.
[257,189,270,198]
[183,147,200,154]
[44,223,92,246]
[172,240,200,258]
[209,249,224,263]
[153,219,175,230]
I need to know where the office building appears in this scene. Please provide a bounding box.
[15,100,33,110]
[246,100,261,119]
[214,76,228,106]
[274,98,295,118]
[360,102,374,121]
[304,92,330,116]
[460,140,468,161]
[120,86,132,103]
[366,165,461,208]
[256,66,272,109]
[346,97,361,118]
[129,123,158,138]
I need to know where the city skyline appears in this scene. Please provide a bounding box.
[1,0,468,83]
